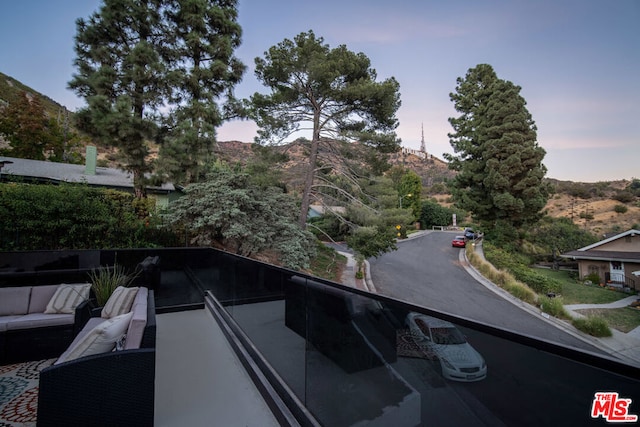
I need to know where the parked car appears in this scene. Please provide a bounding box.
[452,236,466,248]
[464,228,478,240]
[405,312,487,382]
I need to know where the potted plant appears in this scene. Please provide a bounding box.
[88,263,139,307]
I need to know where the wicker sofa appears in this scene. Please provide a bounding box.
[0,284,92,364]
[37,287,156,427]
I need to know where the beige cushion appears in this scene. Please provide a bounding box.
[0,287,31,316]
[124,287,148,350]
[44,283,91,314]
[55,312,133,365]
[28,285,60,313]
[101,286,139,319]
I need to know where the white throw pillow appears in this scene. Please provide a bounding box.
[44,283,91,314]
[55,312,133,364]
[101,286,139,319]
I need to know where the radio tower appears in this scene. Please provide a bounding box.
[420,123,426,153]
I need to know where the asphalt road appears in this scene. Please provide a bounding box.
[368,230,605,354]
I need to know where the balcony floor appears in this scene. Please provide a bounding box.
[154,309,279,427]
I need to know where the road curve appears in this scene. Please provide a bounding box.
[368,230,606,354]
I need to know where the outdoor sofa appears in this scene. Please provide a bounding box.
[0,283,93,364]
[37,286,156,427]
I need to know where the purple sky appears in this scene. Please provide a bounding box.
[1,0,638,182]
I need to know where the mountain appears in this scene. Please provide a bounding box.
[2,72,637,236]
[0,71,72,118]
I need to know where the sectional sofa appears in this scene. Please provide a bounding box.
[0,283,93,363]
[37,286,156,427]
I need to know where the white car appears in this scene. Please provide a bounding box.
[405,312,487,382]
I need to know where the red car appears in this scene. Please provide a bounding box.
[452,236,466,248]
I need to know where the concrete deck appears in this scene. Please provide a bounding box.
[154,309,279,427]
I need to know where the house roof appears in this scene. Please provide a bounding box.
[560,250,640,263]
[579,229,640,251]
[560,229,640,263]
[0,156,174,192]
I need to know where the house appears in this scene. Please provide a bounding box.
[0,146,178,209]
[561,229,640,290]
[308,204,347,219]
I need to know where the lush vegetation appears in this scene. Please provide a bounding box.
[534,268,631,305]
[162,165,317,270]
[70,0,245,196]
[0,183,176,250]
[0,91,83,163]
[483,243,562,295]
[574,307,640,334]
[445,64,550,231]
[571,316,612,337]
[250,30,402,229]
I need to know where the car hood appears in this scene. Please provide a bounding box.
[434,343,484,366]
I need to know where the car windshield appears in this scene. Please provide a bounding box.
[430,327,467,345]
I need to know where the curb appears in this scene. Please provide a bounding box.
[463,243,640,367]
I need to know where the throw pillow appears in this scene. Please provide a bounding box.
[44,283,91,314]
[55,311,133,364]
[101,286,139,319]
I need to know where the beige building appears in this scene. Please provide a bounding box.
[561,229,640,291]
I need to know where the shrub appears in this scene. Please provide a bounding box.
[572,316,612,337]
[613,204,628,214]
[583,272,601,285]
[613,190,635,203]
[511,266,562,294]
[540,296,570,319]
[0,183,176,250]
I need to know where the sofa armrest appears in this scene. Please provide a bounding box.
[37,348,155,427]
[73,299,93,336]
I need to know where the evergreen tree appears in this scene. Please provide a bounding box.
[69,0,168,198]
[250,30,401,229]
[156,0,245,184]
[70,0,244,195]
[445,64,550,229]
[164,166,317,270]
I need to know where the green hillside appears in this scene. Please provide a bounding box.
[0,71,72,118]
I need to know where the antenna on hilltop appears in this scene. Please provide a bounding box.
[420,123,426,153]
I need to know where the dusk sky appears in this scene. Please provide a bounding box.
[1,0,638,182]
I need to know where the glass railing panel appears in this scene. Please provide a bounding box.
[211,259,640,426]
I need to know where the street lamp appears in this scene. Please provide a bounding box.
[399,193,412,209]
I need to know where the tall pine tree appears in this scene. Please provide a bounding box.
[70,0,245,195]
[156,0,245,184]
[445,64,549,230]
[70,0,168,198]
[250,30,401,229]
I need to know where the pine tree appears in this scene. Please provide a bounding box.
[445,64,549,229]
[250,30,401,229]
[156,0,245,184]
[69,0,168,198]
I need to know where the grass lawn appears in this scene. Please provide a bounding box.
[534,268,634,305]
[574,307,640,333]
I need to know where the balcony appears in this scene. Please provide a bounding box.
[2,247,640,426]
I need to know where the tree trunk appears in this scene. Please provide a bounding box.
[133,170,146,199]
[298,113,321,229]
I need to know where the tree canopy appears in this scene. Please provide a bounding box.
[163,165,317,270]
[69,0,245,195]
[445,64,550,229]
[0,92,66,161]
[249,30,402,228]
